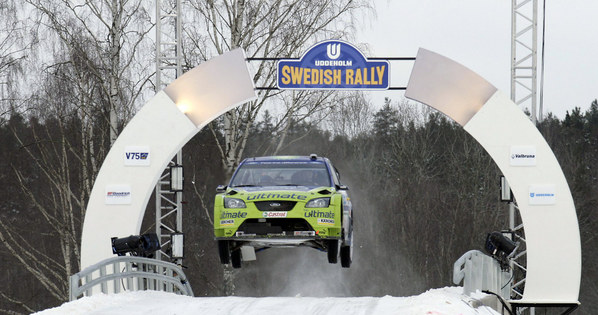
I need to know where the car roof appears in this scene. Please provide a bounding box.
[241,155,328,163]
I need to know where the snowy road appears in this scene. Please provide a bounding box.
[37,287,500,315]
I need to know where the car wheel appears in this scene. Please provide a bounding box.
[231,247,242,269]
[218,240,230,264]
[340,245,352,268]
[326,239,338,264]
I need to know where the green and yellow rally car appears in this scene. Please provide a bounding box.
[214,154,353,268]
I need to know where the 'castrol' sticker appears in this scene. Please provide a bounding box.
[262,212,287,218]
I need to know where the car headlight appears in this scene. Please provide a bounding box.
[224,197,246,208]
[305,197,330,208]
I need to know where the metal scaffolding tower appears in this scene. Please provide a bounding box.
[155,0,183,265]
[511,0,539,124]
[510,1,538,312]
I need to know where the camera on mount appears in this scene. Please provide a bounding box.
[111,233,161,258]
[484,231,518,271]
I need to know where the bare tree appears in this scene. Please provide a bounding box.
[0,1,154,310]
[185,0,370,174]
[325,91,373,139]
[0,0,28,126]
[26,0,154,146]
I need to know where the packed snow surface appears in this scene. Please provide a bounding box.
[37,287,499,315]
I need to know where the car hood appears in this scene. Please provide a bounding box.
[226,186,334,201]
[233,186,315,192]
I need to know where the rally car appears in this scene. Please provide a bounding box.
[214,154,353,268]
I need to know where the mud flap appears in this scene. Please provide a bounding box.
[241,246,256,261]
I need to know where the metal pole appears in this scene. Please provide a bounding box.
[155,0,183,265]
[510,2,538,313]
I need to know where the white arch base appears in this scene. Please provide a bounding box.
[81,48,256,270]
[406,48,581,304]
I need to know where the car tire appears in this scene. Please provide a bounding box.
[231,247,242,269]
[326,239,338,264]
[218,240,230,264]
[340,245,352,268]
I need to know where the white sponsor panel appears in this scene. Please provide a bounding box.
[262,211,287,218]
[318,218,335,225]
[124,146,150,166]
[529,184,556,205]
[105,184,132,205]
[220,219,234,226]
[510,145,536,166]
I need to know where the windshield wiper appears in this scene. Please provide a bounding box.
[231,184,259,188]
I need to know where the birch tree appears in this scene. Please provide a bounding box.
[0,1,154,310]
[185,0,369,175]
[27,0,154,146]
[0,0,27,126]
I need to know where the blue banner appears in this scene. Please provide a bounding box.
[277,40,389,90]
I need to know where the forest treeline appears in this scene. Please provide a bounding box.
[1,98,597,313]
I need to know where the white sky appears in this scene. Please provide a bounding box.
[357,0,598,119]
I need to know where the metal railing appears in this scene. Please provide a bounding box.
[69,256,193,301]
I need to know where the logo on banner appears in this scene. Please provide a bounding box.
[277,40,389,90]
[529,184,556,205]
[124,146,150,166]
[327,43,341,59]
[105,184,132,205]
[510,146,536,166]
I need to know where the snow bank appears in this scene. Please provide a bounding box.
[36,287,499,315]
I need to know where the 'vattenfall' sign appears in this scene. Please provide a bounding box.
[277,40,389,90]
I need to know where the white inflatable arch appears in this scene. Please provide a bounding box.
[405,48,581,304]
[80,48,581,305]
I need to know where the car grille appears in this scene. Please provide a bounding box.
[254,200,296,211]
[237,219,312,235]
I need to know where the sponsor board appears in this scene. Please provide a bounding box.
[277,40,389,90]
[529,184,556,205]
[124,146,150,166]
[317,218,335,225]
[105,184,132,205]
[220,219,234,226]
[510,145,536,166]
[262,211,288,218]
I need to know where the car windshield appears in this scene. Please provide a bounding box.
[230,161,331,187]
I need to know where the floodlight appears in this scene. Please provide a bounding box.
[170,165,184,192]
[500,175,513,202]
[171,233,184,259]
[111,233,161,258]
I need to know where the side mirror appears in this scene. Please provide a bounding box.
[337,185,348,191]
[216,185,227,193]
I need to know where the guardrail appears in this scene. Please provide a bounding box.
[453,250,511,298]
[69,256,193,301]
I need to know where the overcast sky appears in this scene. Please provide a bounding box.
[357,0,598,119]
